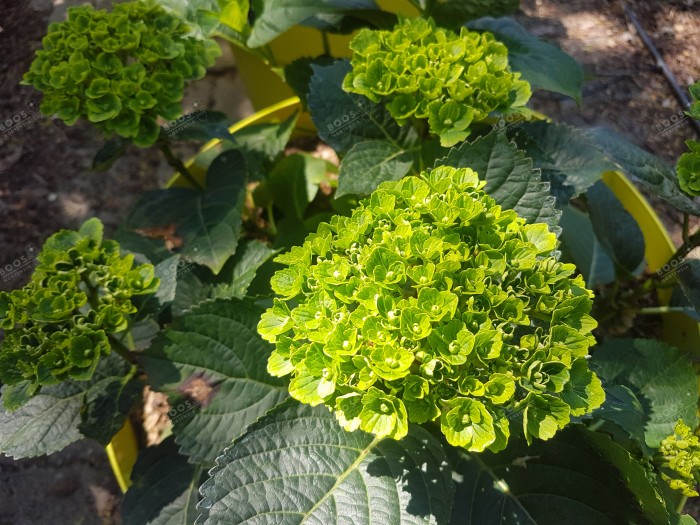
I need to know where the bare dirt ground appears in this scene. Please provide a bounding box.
[0,0,698,523]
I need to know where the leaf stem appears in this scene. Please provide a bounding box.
[266,202,277,236]
[108,333,137,364]
[682,213,690,244]
[636,306,691,315]
[157,139,204,191]
[322,31,331,56]
[666,226,700,270]
[677,494,688,515]
[587,419,605,432]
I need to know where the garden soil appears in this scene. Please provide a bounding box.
[0,0,698,522]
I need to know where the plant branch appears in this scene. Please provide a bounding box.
[108,333,137,364]
[587,419,605,432]
[623,4,700,136]
[669,226,700,267]
[636,306,692,315]
[322,31,331,56]
[677,495,688,515]
[266,202,277,236]
[157,139,204,191]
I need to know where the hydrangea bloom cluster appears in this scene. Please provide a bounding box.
[659,420,700,497]
[0,219,158,403]
[22,2,220,147]
[342,18,531,147]
[677,140,700,197]
[259,166,604,452]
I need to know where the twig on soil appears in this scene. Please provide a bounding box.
[623,3,700,136]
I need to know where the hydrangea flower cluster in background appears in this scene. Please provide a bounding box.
[677,140,700,197]
[259,166,605,452]
[22,1,220,147]
[659,420,700,497]
[0,219,158,405]
[342,18,531,146]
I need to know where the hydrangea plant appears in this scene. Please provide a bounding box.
[342,18,531,146]
[22,1,220,147]
[659,420,700,497]
[259,166,605,452]
[677,140,700,197]
[0,219,158,406]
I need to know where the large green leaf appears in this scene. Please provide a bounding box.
[79,364,142,445]
[267,153,328,218]
[593,384,651,454]
[141,298,288,464]
[308,60,416,154]
[591,338,698,448]
[247,0,377,47]
[432,2,518,30]
[209,239,279,299]
[197,399,453,524]
[169,240,278,316]
[284,56,337,107]
[0,355,136,458]
[586,128,700,216]
[162,111,234,142]
[122,437,204,525]
[449,426,671,525]
[509,121,616,198]
[155,0,217,36]
[558,205,615,287]
[229,111,298,181]
[337,140,415,196]
[439,130,561,232]
[585,181,646,277]
[468,17,584,103]
[126,150,247,275]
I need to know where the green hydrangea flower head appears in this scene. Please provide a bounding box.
[658,420,700,497]
[22,1,220,147]
[0,218,159,406]
[677,140,700,197]
[342,18,531,147]
[258,166,604,451]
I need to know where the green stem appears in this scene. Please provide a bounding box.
[108,333,137,364]
[677,495,688,515]
[669,226,700,267]
[682,213,690,244]
[609,279,621,308]
[262,44,278,67]
[266,202,277,236]
[587,419,605,432]
[322,31,331,56]
[157,139,204,191]
[636,306,690,315]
